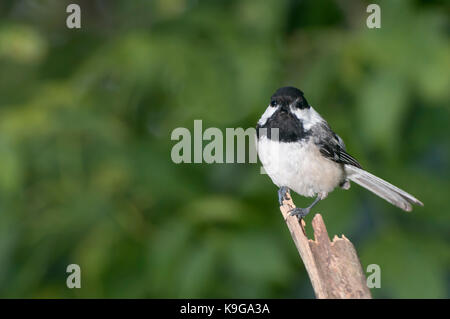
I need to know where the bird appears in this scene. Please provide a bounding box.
[256,86,423,218]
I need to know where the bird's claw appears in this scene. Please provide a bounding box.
[288,207,310,219]
[278,186,290,206]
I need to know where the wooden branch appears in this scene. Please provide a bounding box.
[279,192,372,299]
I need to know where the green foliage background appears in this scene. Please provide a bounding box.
[0,0,448,298]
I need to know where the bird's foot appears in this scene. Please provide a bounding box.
[288,207,311,219]
[278,186,290,206]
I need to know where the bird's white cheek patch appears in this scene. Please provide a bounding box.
[257,105,277,126]
[291,106,324,130]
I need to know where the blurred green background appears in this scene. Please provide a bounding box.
[0,0,448,298]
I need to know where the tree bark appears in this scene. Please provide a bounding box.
[279,192,372,299]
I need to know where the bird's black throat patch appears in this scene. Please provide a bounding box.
[257,109,310,142]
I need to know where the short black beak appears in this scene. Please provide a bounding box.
[279,104,289,113]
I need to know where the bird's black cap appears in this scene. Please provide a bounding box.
[271,86,309,109]
[271,86,304,99]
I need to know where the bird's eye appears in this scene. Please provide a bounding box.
[270,100,277,107]
[295,97,310,109]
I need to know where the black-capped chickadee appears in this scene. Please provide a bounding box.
[256,86,423,218]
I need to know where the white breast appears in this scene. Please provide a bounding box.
[257,136,344,197]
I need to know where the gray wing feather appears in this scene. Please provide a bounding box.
[311,123,362,168]
[310,122,423,211]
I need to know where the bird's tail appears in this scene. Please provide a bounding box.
[344,165,423,212]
